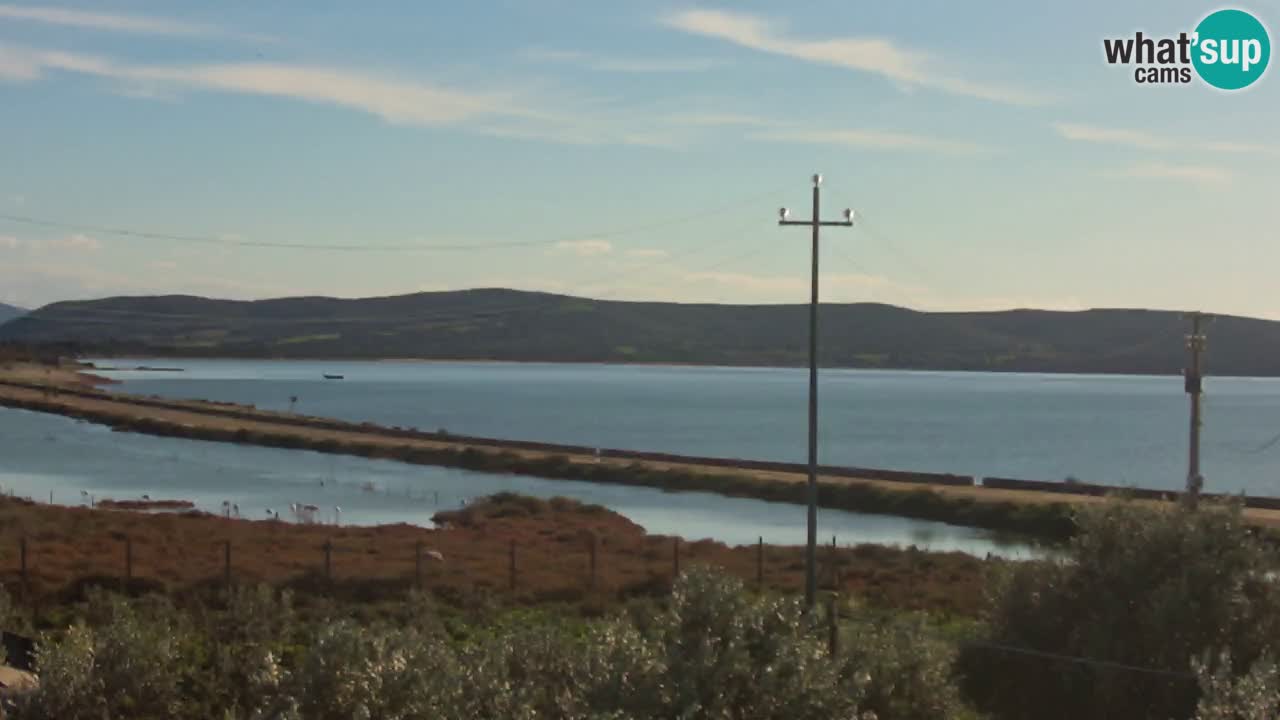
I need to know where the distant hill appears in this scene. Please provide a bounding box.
[0,302,26,325]
[1,288,1275,375]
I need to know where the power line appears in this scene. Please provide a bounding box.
[11,219,774,332]
[851,212,942,287]
[0,186,786,254]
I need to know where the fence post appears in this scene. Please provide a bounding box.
[323,540,332,584]
[415,540,423,590]
[827,593,839,657]
[224,540,232,588]
[125,536,133,582]
[588,533,598,591]
[829,535,838,589]
[756,536,764,589]
[19,537,28,598]
[509,539,517,592]
[672,537,680,578]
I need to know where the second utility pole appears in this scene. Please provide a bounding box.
[1184,311,1212,503]
[779,174,853,609]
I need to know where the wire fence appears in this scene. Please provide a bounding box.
[0,528,1201,684]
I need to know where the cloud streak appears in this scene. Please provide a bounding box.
[523,48,725,73]
[753,128,989,155]
[1114,162,1232,185]
[0,3,272,42]
[553,239,613,257]
[0,44,675,147]
[1053,122,1280,156]
[663,9,1048,106]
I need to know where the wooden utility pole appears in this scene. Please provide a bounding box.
[778,174,855,610]
[1184,312,1212,503]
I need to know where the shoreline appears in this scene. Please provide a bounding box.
[5,363,1279,542]
[77,354,1231,379]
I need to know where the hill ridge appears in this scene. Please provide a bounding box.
[1,289,1274,376]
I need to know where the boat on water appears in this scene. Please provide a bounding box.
[322,373,345,380]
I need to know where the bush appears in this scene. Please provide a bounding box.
[1194,652,1280,719]
[4,570,969,719]
[841,612,972,720]
[960,500,1280,720]
[15,593,188,720]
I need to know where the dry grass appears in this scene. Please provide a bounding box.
[0,494,993,619]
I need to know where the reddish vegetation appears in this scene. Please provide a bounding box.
[0,494,993,617]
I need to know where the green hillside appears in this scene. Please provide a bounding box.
[0,301,25,325]
[0,288,1272,375]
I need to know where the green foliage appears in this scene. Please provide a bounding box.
[18,592,187,720]
[5,569,967,719]
[1194,653,1280,720]
[960,500,1280,720]
[841,611,973,720]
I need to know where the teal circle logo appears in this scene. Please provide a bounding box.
[1192,9,1270,90]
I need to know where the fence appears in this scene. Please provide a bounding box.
[0,525,985,622]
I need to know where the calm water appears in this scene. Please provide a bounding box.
[0,407,1028,556]
[94,359,1280,496]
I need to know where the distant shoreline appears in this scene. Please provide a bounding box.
[77,354,1225,380]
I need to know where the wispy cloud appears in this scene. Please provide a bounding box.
[0,235,19,250]
[523,47,724,73]
[0,44,676,147]
[44,233,102,252]
[553,239,613,257]
[663,9,1049,106]
[1113,162,1233,185]
[625,248,669,259]
[1053,122,1280,156]
[0,3,272,42]
[657,111,987,155]
[664,112,779,128]
[754,128,989,155]
[1052,123,1170,150]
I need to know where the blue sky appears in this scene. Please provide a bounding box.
[1,1,1277,316]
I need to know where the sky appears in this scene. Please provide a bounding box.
[0,1,1277,316]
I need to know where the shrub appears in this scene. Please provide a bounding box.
[960,500,1280,720]
[1193,652,1280,720]
[3,569,980,719]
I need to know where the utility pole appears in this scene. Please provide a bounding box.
[779,174,854,610]
[1183,311,1212,503]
